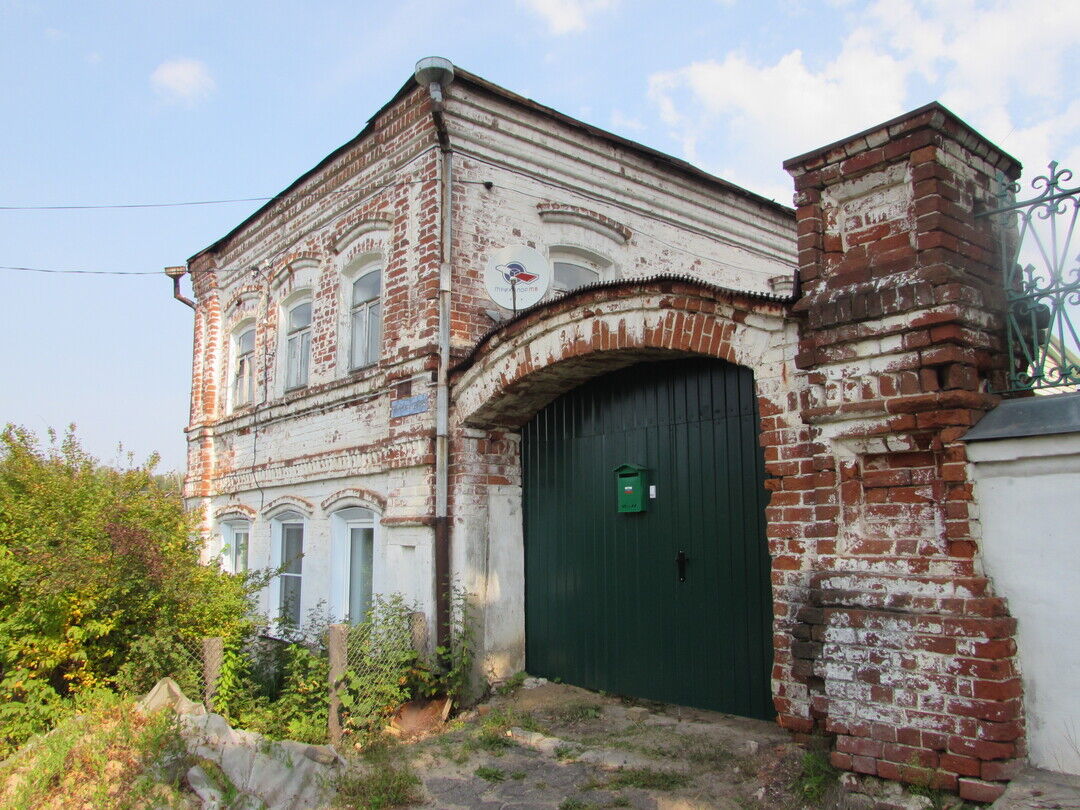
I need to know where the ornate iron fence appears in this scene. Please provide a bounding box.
[979,162,1080,393]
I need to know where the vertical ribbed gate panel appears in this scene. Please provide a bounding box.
[523,357,774,720]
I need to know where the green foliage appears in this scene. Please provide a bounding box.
[0,691,191,809]
[0,426,253,756]
[333,738,421,810]
[432,586,475,706]
[340,595,419,738]
[495,670,527,696]
[474,765,505,782]
[606,768,687,791]
[798,749,839,804]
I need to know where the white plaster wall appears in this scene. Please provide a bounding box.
[204,474,435,636]
[968,432,1080,775]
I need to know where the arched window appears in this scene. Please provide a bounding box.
[552,261,600,294]
[232,326,256,408]
[272,512,305,627]
[284,299,312,390]
[220,520,250,573]
[350,270,381,369]
[331,507,376,622]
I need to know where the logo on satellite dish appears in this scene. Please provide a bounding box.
[498,261,539,285]
[484,245,551,311]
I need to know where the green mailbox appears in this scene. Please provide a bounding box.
[614,464,648,513]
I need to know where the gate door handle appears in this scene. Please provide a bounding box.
[676,550,689,582]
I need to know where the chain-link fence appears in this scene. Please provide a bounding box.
[329,598,429,743]
[146,601,430,744]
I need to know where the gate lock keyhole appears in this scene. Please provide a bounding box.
[676,550,689,582]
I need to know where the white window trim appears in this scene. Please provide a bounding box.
[280,291,313,394]
[228,320,257,413]
[338,254,383,375]
[219,519,251,574]
[349,269,382,370]
[330,507,378,623]
[269,511,305,628]
[546,246,613,299]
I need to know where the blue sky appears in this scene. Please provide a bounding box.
[2,0,1077,471]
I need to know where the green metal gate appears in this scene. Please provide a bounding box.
[522,357,774,719]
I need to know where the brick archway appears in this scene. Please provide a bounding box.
[448,278,806,716]
[451,279,798,431]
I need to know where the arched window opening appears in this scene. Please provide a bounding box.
[284,300,312,390]
[232,327,256,408]
[276,514,304,627]
[220,520,250,573]
[350,270,382,369]
[331,507,376,623]
[552,261,600,294]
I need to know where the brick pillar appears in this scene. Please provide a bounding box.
[778,103,1023,802]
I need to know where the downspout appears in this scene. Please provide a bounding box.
[415,57,456,649]
[165,265,196,309]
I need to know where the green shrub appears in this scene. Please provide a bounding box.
[0,426,254,756]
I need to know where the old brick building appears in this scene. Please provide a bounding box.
[181,59,1026,800]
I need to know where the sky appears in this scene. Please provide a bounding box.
[1,0,1077,472]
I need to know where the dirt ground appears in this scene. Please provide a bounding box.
[401,681,816,810]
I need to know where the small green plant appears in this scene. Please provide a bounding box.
[559,799,591,810]
[554,701,602,724]
[606,767,687,791]
[610,797,631,808]
[798,749,838,804]
[333,738,421,810]
[495,671,527,696]
[554,743,579,761]
[474,765,505,782]
[510,770,526,780]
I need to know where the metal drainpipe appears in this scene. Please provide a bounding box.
[416,57,455,649]
[165,266,196,309]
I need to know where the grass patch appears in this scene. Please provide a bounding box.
[333,737,422,809]
[552,702,603,724]
[474,765,506,782]
[797,749,838,805]
[0,692,191,810]
[510,770,526,780]
[554,744,580,761]
[606,767,687,791]
[558,799,593,810]
[495,671,527,696]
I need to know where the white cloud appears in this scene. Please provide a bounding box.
[518,0,618,34]
[150,58,215,107]
[647,0,1080,199]
[610,110,645,133]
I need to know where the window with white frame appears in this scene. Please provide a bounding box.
[220,520,250,573]
[350,269,382,369]
[552,261,600,294]
[278,517,304,627]
[232,327,256,408]
[331,507,376,623]
[284,300,312,390]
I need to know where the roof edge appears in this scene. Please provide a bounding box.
[190,61,797,267]
[783,101,1022,177]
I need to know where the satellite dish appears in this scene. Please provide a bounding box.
[484,245,551,311]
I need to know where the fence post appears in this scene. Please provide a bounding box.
[328,623,348,746]
[202,637,223,708]
[409,611,429,656]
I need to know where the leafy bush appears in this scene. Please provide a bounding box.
[0,426,253,756]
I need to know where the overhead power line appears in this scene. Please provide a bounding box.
[0,265,163,275]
